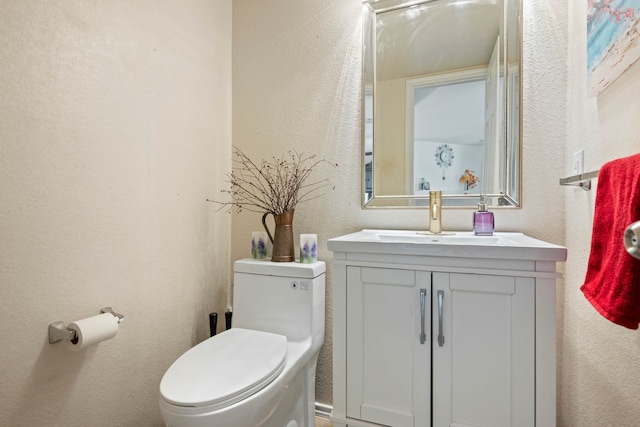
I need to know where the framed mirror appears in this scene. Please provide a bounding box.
[362,0,521,209]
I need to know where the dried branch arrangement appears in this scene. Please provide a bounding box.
[208,146,337,215]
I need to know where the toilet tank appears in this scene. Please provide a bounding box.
[232,259,325,344]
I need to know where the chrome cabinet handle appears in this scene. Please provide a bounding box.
[419,288,427,344]
[437,290,445,347]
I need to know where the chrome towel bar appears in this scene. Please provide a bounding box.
[559,170,600,191]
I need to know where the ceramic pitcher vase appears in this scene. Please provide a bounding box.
[262,209,295,262]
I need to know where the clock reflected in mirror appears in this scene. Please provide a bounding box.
[435,144,454,180]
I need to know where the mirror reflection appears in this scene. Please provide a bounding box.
[363,0,521,208]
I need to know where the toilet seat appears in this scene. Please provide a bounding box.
[159,328,287,412]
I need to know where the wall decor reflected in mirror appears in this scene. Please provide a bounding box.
[362,0,522,209]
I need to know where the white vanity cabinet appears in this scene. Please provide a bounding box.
[346,267,431,427]
[328,230,567,427]
[432,272,536,427]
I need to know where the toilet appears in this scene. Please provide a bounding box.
[159,259,325,427]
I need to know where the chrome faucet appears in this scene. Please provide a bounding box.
[429,191,442,233]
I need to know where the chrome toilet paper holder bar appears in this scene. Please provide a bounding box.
[48,321,77,344]
[48,307,124,344]
[100,306,124,322]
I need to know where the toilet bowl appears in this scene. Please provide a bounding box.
[159,259,325,427]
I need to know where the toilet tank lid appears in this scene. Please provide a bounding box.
[234,259,325,278]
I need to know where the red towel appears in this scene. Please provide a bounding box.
[581,153,640,329]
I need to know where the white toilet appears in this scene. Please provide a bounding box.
[159,259,325,427]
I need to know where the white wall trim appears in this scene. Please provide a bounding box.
[315,402,333,419]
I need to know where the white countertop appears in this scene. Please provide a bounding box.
[327,229,567,262]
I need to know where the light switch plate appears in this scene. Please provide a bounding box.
[572,150,584,175]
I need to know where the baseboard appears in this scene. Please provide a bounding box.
[315,402,333,419]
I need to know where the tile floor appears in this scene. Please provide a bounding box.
[315,416,333,427]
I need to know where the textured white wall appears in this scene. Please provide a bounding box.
[559,2,640,426]
[232,0,568,405]
[0,1,231,426]
[231,0,363,402]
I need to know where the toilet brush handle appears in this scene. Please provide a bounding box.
[225,309,232,330]
[209,313,218,337]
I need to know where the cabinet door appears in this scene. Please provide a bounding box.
[432,273,535,427]
[346,267,430,427]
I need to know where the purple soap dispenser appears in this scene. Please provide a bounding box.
[473,195,494,236]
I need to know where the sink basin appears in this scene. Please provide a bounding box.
[374,233,499,245]
[327,229,567,261]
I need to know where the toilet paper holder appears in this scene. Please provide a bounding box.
[48,307,124,344]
